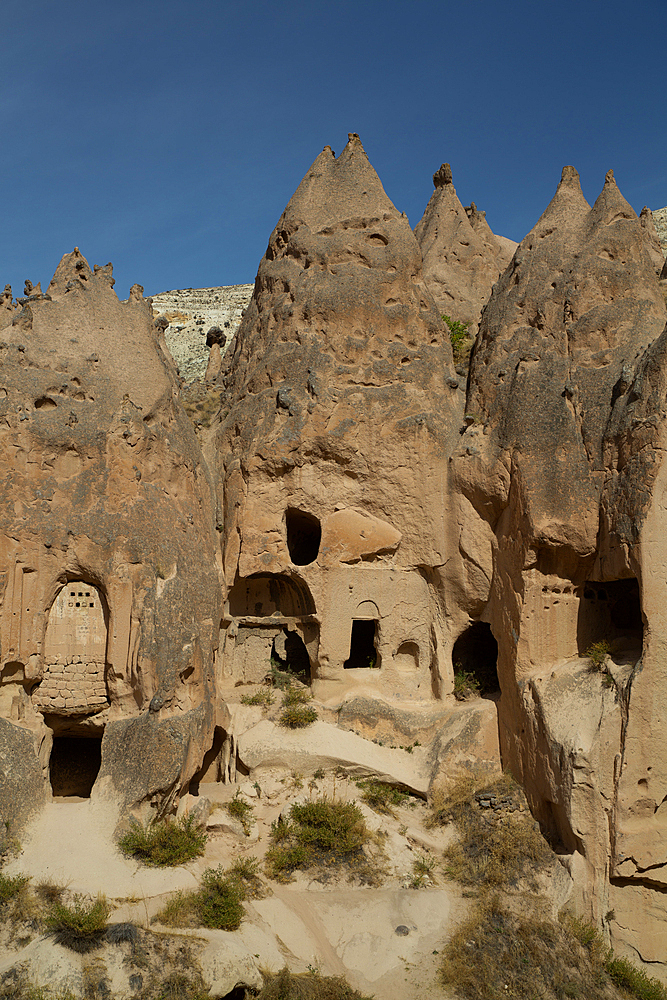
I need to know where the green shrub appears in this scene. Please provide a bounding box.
[240,687,274,708]
[196,865,245,930]
[606,956,667,1000]
[443,314,472,365]
[0,872,29,907]
[46,894,110,953]
[586,640,611,672]
[226,791,255,835]
[453,665,481,700]
[279,684,317,728]
[265,799,369,882]
[118,815,206,867]
[356,779,409,815]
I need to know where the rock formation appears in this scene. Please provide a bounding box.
[457,164,667,964]
[0,251,220,827]
[211,133,475,712]
[2,137,667,984]
[150,284,253,382]
[414,162,517,336]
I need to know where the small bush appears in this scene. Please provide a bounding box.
[453,665,481,701]
[279,685,317,728]
[156,857,265,931]
[606,956,667,1000]
[356,779,409,815]
[46,894,110,953]
[226,791,255,834]
[586,640,611,672]
[197,865,245,930]
[0,872,30,907]
[257,968,374,1000]
[118,815,206,867]
[240,688,274,708]
[265,799,370,882]
[443,314,473,365]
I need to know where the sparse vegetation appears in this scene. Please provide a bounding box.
[586,640,611,672]
[46,894,110,953]
[453,664,481,700]
[241,687,275,708]
[443,314,473,365]
[278,684,317,728]
[155,856,264,931]
[226,790,255,834]
[0,872,30,907]
[265,799,372,883]
[356,778,409,815]
[118,815,206,867]
[432,770,551,889]
[256,968,374,1000]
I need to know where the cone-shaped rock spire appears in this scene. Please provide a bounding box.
[414,163,517,336]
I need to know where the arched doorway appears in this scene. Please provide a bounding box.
[451,621,499,696]
[33,582,109,798]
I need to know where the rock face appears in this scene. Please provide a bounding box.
[151,284,253,382]
[211,134,474,707]
[0,252,220,824]
[2,137,667,982]
[414,163,517,335]
[456,165,667,966]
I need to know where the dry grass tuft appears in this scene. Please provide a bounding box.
[257,968,374,1000]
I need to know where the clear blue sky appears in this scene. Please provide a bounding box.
[1,0,665,299]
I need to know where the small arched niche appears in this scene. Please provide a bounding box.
[286,508,321,566]
[577,578,643,658]
[451,621,499,695]
[394,640,419,672]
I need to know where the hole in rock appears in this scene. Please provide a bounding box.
[577,578,643,659]
[49,735,102,798]
[285,508,321,565]
[228,573,315,618]
[451,621,499,695]
[344,619,378,669]
[394,640,419,671]
[271,629,311,683]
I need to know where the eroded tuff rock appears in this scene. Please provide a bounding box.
[0,250,220,824]
[210,134,482,707]
[414,162,517,335]
[455,164,667,964]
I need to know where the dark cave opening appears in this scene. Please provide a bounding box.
[272,629,311,683]
[49,735,102,798]
[451,621,499,695]
[344,619,378,669]
[577,578,644,657]
[285,508,321,566]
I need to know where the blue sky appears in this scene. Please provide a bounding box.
[1,0,665,298]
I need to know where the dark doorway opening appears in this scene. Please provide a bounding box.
[286,509,321,566]
[344,619,378,669]
[50,736,102,798]
[190,726,228,792]
[451,621,499,695]
[577,578,644,657]
[272,630,311,683]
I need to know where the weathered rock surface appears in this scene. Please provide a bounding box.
[211,133,471,706]
[414,162,517,335]
[151,284,253,382]
[0,251,220,821]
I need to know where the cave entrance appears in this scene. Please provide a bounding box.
[344,619,378,669]
[577,578,644,659]
[285,508,321,566]
[272,629,311,684]
[49,734,102,798]
[451,621,499,695]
